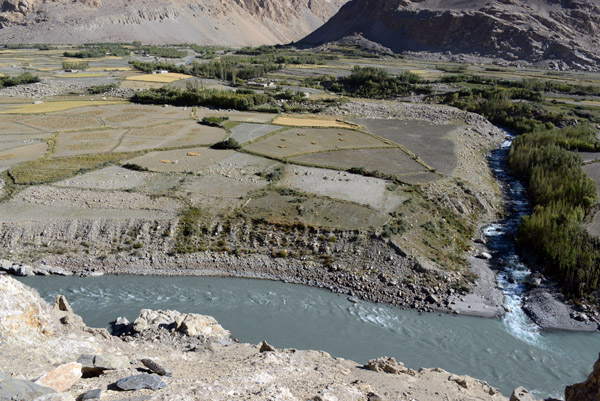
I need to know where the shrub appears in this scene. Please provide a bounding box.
[88,83,117,94]
[211,138,241,150]
[200,116,229,127]
[0,72,39,88]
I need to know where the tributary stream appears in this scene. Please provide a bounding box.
[16,134,600,399]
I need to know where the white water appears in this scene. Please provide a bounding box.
[484,134,546,347]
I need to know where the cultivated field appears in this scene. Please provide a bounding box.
[290,148,438,184]
[273,115,357,129]
[228,123,281,144]
[352,119,459,175]
[0,45,522,279]
[278,165,407,213]
[1,100,127,114]
[125,73,193,83]
[243,127,390,158]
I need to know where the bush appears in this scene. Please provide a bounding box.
[63,44,129,58]
[0,72,39,88]
[62,61,89,71]
[323,65,428,99]
[122,163,149,172]
[200,116,229,127]
[211,138,241,150]
[88,83,117,94]
[139,46,186,58]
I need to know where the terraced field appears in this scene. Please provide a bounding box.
[243,127,390,158]
[290,148,437,184]
[351,119,459,175]
[0,47,510,285]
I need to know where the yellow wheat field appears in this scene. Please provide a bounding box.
[1,100,128,114]
[87,67,133,72]
[56,73,110,78]
[125,73,193,83]
[33,67,60,72]
[273,116,355,129]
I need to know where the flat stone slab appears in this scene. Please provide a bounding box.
[115,374,167,391]
[82,388,103,400]
[34,362,82,392]
[0,378,55,400]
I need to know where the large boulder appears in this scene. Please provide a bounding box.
[566,353,600,401]
[0,275,57,344]
[132,309,230,341]
[0,377,55,400]
[177,314,229,338]
[34,362,82,392]
[132,309,180,333]
[140,359,172,377]
[364,357,414,376]
[510,386,536,401]
[115,374,167,391]
[78,354,128,375]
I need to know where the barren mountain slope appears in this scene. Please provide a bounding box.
[0,0,346,45]
[300,0,600,69]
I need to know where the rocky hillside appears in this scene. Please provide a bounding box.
[300,0,600,70]
[0,0,346,45]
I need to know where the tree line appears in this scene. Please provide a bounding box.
[509,125,600,297]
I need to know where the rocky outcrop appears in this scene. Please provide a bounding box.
[300,0,600,70]
[565,353,600,401]
[0,0,347,45]
[365,356,416,376]
[0,274,57,344]
[510,386,537,401]
[127,308,231,344]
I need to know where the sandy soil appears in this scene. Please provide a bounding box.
[228,123,281,144]
[449,257,505,318]
[280,165,407,213]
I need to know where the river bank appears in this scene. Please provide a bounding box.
[1,249,488,317]
[2,238,597,333]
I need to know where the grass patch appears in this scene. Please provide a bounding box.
[9,152,138,184]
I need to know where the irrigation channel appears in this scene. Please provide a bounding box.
[18,135,600,399]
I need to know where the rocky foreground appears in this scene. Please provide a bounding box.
[4,274,597,401]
